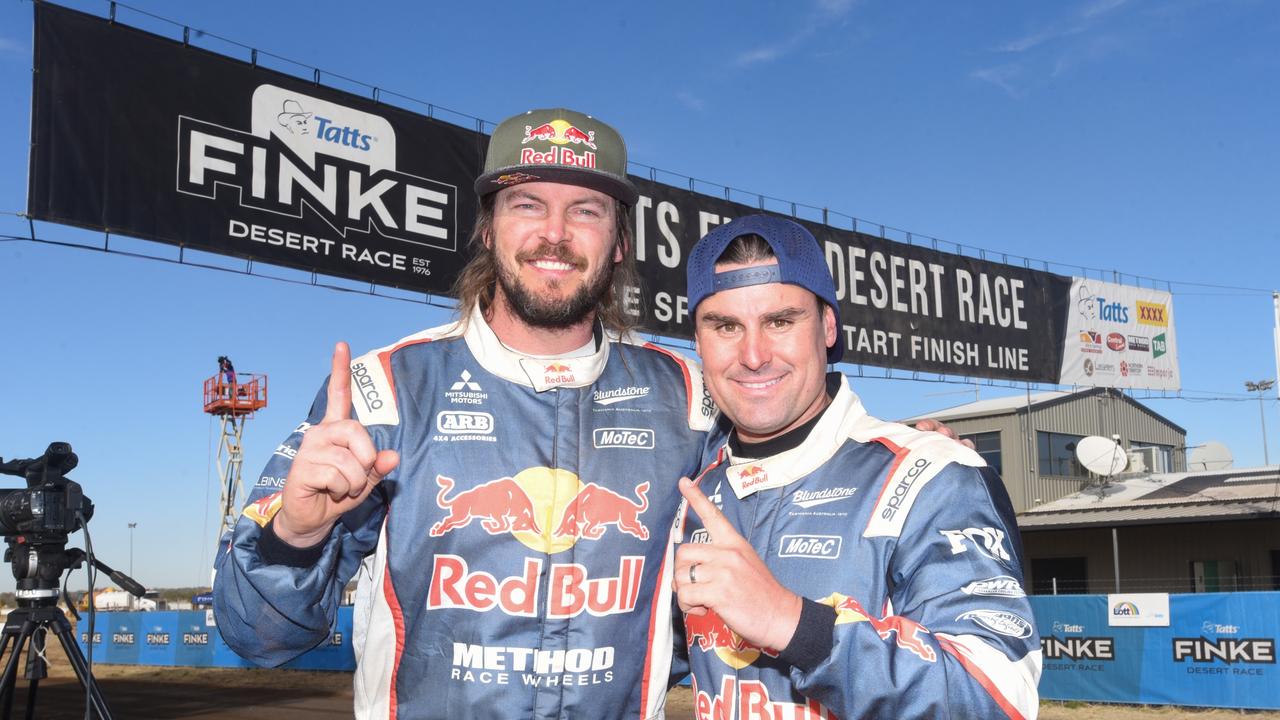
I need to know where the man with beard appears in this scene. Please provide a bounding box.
[214,108,715,719]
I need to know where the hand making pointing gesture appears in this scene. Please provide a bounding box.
[674,476,804,652]
[273,342,400,548]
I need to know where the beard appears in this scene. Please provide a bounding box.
[494,241,616,330]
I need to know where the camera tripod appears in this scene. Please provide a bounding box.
[0,591,112,720]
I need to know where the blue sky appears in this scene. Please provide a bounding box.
[1,0,1277,591]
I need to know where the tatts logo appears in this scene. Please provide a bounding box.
[1137,301,1168,327]
[177,84,458,250]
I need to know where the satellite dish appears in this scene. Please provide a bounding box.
[1188,441,1233,471]
[1076,435,1127,477]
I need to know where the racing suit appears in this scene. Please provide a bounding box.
[678,374,1041,719]
[214,306,715,719]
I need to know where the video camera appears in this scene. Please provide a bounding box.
[0,441,94,541]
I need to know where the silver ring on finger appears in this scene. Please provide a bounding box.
[689,563,700,584]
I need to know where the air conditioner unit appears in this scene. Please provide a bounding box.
[1126,446,1162,475]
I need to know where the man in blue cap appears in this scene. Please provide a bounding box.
[673,215,1042,719]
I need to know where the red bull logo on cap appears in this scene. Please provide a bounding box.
[521,119,598,150]
[519,119,597,169]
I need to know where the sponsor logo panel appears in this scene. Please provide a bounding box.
[592,427,655,450]
[961,575,1026,598]
[957,610,1034,639]
[778,535,843,559]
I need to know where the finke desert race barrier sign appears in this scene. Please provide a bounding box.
[26,3,1178,388]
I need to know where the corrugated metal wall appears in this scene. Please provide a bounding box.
[1022,519,1280,593]
[935,391,1186,513]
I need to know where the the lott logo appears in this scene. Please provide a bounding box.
[427,554,644,619]
[177,84,458,250]
[939,527,1012,563]
[1137,301,1168,327]
[961,576,1026,598]
[778,535,842,559]
[429,468,652,554]
[1173,637,1275,664]
[592,428,655,450]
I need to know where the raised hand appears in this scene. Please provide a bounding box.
[274,342,400,547]
[674,477,802,651]
[913,418,975,449]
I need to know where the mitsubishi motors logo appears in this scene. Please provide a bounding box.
[450,370,481,392]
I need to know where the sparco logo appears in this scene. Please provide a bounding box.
[351,361,383,411]
[1042,636,1115,660]
[1173,637,1275,664]
[778,535,842,559]
[436,412,494,435]
[881,458,931,521]
[592,428,654,449]
[176,84,458,250]
[961,576,1026,598]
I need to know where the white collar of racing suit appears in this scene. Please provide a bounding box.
[723,374,870,499]
[463,304,614,392]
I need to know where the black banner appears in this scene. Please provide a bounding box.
[28,3,1071,382]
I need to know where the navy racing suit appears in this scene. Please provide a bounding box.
[214,306,715,719]
[678,374,1041,719]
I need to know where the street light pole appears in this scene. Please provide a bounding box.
[128,522,137,576]
[1245,380,1275,465]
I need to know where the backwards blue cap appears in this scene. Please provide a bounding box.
[686,214,843,363]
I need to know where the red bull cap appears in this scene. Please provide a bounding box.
[475,108,637,205]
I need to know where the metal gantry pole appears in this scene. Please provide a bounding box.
[215,414,248,549]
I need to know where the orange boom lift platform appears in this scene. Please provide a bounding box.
[203,371,268,549]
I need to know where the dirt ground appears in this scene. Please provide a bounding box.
[7,644,1277,719]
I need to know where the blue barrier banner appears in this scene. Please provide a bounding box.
[102,612,142,665]
[138,611,179,666]
[283,606,356,671]
[175,610,216,667]
[1031,592,1280,710]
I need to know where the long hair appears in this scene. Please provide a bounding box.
[452,193,640,335]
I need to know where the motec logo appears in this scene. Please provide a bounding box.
[177,84,457,250]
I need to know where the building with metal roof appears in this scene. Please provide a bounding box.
[1016,466,1280,594]
[903,387,1186,513]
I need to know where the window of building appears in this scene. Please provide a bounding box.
[1190,560,1239,592]
[1031,557,1088,595]
[960,431,1003,475]
[1129,441,1173,474]
[1037,431,1088,478]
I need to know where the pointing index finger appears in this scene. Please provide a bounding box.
[324,341,353,422]
[679,476,739,543]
